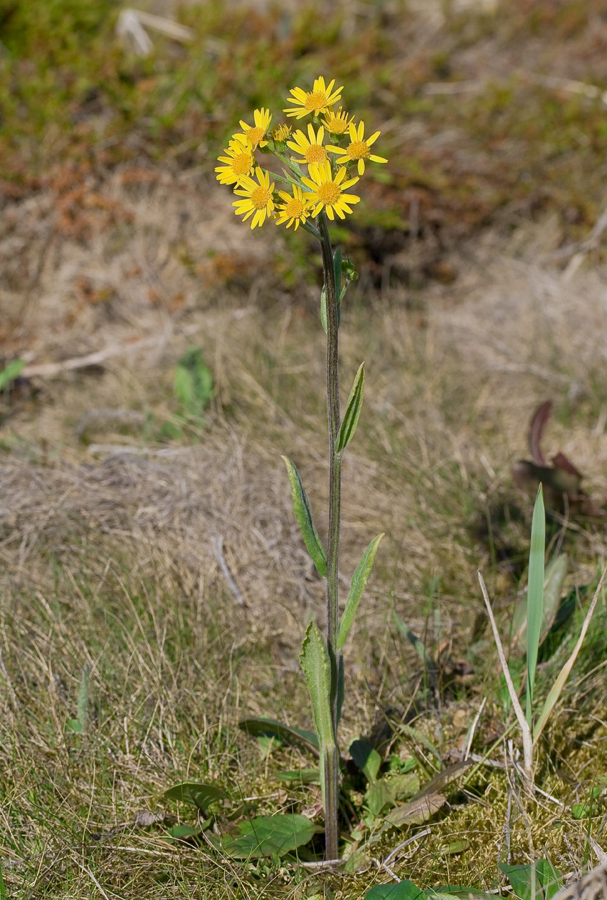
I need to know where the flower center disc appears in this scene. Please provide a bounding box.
[306,145,327,163]
[349,141,369,160]
[317,183,341,205]
[234,153,252,175]
[248,127,265,145]
[286,198,304,217]
[305,91,328,113]
[251,187,272,209]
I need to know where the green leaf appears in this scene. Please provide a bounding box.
[282,457,327,577]
[163,782,227,811]
[349,738,381,782]
[320,286,327,333]
[174,347,214,418]
[168,823,203,840]
[337,534,384,650]
[336,362,365,454]
[222,813,321,859]
[499,861,563,900]
[300,622,335,752]
[276,769,320,784]
[365,879,427,900]
[239,716,319,757]
[0,359,25,392]
[366,779,394,816]
[526,484,545,726]
[384,793,446,828]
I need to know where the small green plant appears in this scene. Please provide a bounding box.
[166,76,387,861]
[478,485,605,780]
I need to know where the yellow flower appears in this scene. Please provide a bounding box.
[232,167,275,229]
[302,161,360,221]
[286,124,328,166]
[327,121,387,176]
[215,133,255,186]
[270,123,292,143]
[284,76,343,120]
[238,107,272,150]
[274,185,312,231]
[321,106,354,136]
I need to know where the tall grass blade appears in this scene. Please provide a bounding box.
[533,567,606,744]
[526,485,545,727]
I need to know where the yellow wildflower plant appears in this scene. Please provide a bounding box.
[274,185,312,231]
[238,107,272,150]
[287,124,329,166]
[284,76,343,120]
[327,120,387,176]
[321,106,355,136]
[215,133,255,186]
[232,166,275,229]
[270,123,292,143]
[302,161,360,220]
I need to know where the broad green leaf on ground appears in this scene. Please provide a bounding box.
[365,879,427,900]
[500,860,563,900]
[336,361,365,454]
[383,792,446,828]
[222,813,321,859]
[239,717,319,757]
[282,457,327,577]
[337,533,384,650]
[167,823,205,840]
[426,890,496,900]
[163,782,227,811]
[526,484,545,725]
[365,779,394,817]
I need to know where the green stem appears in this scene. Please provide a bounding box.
[318,211,341,861]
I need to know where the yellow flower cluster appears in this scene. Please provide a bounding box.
[215,76,387,230]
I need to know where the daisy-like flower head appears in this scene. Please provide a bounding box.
[327,120,387,176]
[270,123,292,143]
[284,76,343,120]
[302,161,360,221]
[238,107,272,150]
[232,166,275,229]
[286,124,328,166]
[274,184,312,231]
[321,106,355,136]
[215,133,255,186]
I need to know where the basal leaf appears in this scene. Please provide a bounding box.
[365,879,427,900]
[239,716,319,757]
[163,782,227,811]
[384,792,446,828]
[222,813,321,859]
[336,362,365,454]
[337,534,384,650]
[282,457,327,577]
[349,738,381,782]
[0,359,25,391]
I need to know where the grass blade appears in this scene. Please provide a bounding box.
[526,485,545,727]
[533,567,606,744]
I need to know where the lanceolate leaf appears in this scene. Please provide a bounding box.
[164,782,227,811]
[282,457,327,577]
[526,484,545,726]
[337,534,384,650]
[336,362,365,454]
[300,622,335,752]
[238,717,319,757]
[320,286,328,333]
[0,359,25,392]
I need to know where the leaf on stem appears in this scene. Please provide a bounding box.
[300,622,335,751]
[526,484,545,726]
[337,533,384,650]
[320,286,328,333]
[336,362,365,454]
[282,456,327,577]
[333,247,342,305]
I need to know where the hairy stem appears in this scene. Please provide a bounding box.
[318,211,341,861]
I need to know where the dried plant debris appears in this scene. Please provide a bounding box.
[512,400,603,516]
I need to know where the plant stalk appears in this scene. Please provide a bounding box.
[318,211,342,861]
